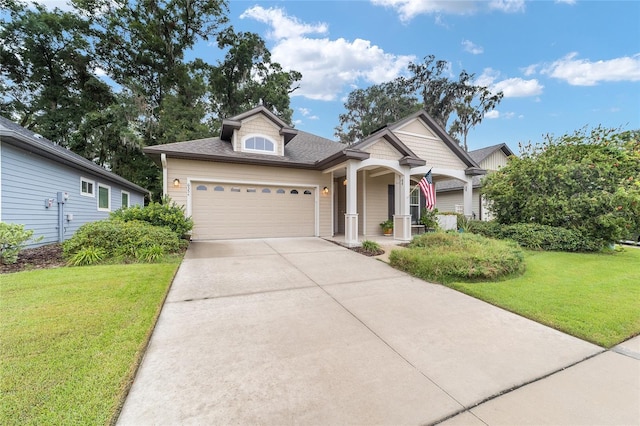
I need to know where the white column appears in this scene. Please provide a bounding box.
[344,161,359,246]
[464,177,473,218]
[393,167,412,241]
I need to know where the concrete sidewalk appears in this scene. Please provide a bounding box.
[117,238,639,425]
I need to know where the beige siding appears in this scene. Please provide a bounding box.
[165,158,333,237]
[235,115,284,155]
[362,139,403,161]
[396,119,436,138]
[480,150,509,171]
[364,173,394,236]
[357,171,365,234]
[435,191,462,214]
[396,132,467,169]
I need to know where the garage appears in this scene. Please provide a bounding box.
[190,182,317,240]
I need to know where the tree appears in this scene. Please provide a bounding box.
[482,127,640,248]
[0,2,114,146]
[450,87,503,151]
[334,81,421,144]
[208,28,301,129]
[335,55,502,146]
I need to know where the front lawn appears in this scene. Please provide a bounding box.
[448,248,640,348]
[0,261,180,425]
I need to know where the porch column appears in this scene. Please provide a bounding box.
[393,167,411,242]
[344,160,359,247]
[463,177,473,218]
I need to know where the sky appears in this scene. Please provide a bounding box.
[25,0,640,152]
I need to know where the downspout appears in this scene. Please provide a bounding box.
[161,153,167,198]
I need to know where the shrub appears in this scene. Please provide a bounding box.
[63,220,184,264]
[420,207,439,229]
[69,246,106,266]
[0,223,41,264]
[390,232,524,284]
[361,240,381,252]
[110,196,193,237]
[468,221,601,252]
[136,245,165,263]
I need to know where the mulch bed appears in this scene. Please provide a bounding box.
[349,246,385,257]
[1,244,66,274]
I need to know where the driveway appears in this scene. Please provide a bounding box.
[118,238,638,425]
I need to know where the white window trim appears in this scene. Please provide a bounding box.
[97,183,111,212]
[80,177,95,197]
[121,190,130,209]
[242,134,277,155]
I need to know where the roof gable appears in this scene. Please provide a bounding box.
[220,106,298,144]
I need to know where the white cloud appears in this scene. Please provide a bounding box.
[555,0,576,4]
[298,108,319,120]
[23,0,75,11]
[477,68,544,98]
[521,64,538,76]
[462,40,483,55]
[488,0,526,13]
[370,0,477,22]
[240,6,328,40]
[485,110,500,119]
[540,52,640,86]
[242,7,415,101]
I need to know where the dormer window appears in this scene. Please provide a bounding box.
[243,135,276,154]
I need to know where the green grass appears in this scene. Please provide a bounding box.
[0,260,180,426]
[448,248,640,348]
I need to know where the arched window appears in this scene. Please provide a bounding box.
[196,185,207,191]
[303,190,312,195]
[243,135,276,153]
[262,188,271,193]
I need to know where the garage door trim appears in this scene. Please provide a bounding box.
[186,177,320,237]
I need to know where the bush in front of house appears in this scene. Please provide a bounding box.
[63,219,186,265]
[468,221,601,252]
[0,223,41,264]
[110,196,193,238]
[389,232,525,284]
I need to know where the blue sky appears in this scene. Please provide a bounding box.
[30,0,640,152]
[216,0,640,152]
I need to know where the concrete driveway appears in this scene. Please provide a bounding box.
[118,238,639,425]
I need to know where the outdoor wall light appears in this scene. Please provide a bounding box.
[343,179,347,186]
[322,186,329,195]
[173,178,180,188]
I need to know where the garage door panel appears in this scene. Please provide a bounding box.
[191,183,315,240]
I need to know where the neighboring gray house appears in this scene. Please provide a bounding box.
[436,143,514,220]
[0,116,148,247]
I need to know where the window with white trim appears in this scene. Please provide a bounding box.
[121,191,130,209]
[410,190,421,224]
[81,177,95,197]
[98,183,111,211]
[243,135,276,154]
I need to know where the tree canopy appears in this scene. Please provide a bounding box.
[482,127,640,248]
[0,0,302,198]
[335,55,503,147]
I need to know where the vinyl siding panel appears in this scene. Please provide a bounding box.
[362,139,403,161]
[364,172,394,236]
[396,132,467,169]
[166,158,333,236]
[480,150,509,171]
[1,143,144,247]
[436,190,482,218]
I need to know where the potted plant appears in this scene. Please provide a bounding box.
[379,219,394,236]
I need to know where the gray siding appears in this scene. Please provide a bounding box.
[1,143,145,247]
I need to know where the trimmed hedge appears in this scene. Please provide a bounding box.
[63,220,186,265]
[468,221,601,252]
[389,232,525,284]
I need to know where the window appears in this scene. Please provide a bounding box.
[231,187,241,192]
[262,188,271,193]
[243,135,275,153]
[410,189,420,224]
[276,189,285,194]
[196,185,208,191]
[290,189,299,194]
[97,183,111,211]
[214,186,224,191]
[303,190,312,195]
[121,191,130,209]
[247,188,256,193]
[81,177,94,197]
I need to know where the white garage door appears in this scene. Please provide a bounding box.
[191,182,316,240]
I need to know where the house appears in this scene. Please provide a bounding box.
[435,143,514,220]
[0,116,148,247]
[144,106,486,246]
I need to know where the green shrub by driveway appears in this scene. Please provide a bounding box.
[63,220,186,265]
[390,232,525,284]
[0,261,180,425]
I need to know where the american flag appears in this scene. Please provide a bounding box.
[418,170,436,211]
